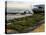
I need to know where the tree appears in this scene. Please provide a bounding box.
[32,4,45,13]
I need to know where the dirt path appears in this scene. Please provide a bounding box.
[32,24,45,32]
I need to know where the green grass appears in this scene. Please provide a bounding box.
[7,13,44,32]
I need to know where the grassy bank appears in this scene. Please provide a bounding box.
[7,13,44,33]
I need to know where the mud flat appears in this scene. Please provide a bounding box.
[7,14,32,21]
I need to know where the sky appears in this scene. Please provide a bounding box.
[7,0,45,5]
[7,0,45,8]
[7,2,32,9]
[7,0,45,13]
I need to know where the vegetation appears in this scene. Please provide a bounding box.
[7,13,44,33]
[32,4,45,13]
